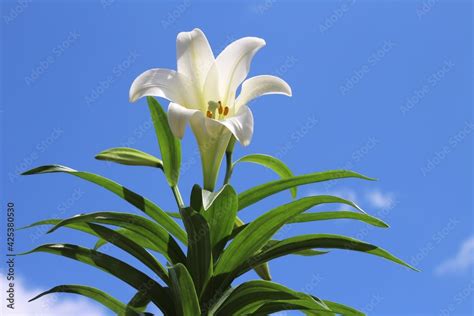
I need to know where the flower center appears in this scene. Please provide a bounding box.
[206,101,229,120]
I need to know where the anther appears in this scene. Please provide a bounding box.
[206,111,213,118]
[223,106,229,116]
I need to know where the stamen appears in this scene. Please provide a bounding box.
[223,106,229,116]
[218,105,223,115]
[206,111,213,118]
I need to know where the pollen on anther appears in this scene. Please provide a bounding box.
[218,105,223,114]
[206,111,213,118]
[223,106,229,116]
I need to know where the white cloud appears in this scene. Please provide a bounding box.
[435,236,474,276]
[365,190,395,209]
[305,188,358,204]
[305,188,396,211]
[1,274,107,316]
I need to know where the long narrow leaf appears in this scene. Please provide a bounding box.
[85,223,169,284]
[321,299,364,316]
[234,216,272,281]
[169,263,201,316]
[180,207,212,297]
[240,234,418,275]
[234,154,297,198]
[47,211,186,264]
[202,185,238,260]
[95,147,163,169]
[290,211,389,228]
[29,284,137,315]
[19,244,173,314]
[214,195,363,288]
[21,165,187,244]
[238,170,374,211]
[147,97,181,186]
[215,280,328,315]
[126,291,153,316]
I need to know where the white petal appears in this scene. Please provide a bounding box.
[204,37,266,105]
[176,28,214,91]
[210,105,254,146]
[234,75,292,110]
[129,68,197,107]
[167,102,201,139]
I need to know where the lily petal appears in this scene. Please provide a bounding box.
[235,75,292,110]
[211,105,254,146]
[167,102,200,139]
[176,28,214,92]
[204,37,266,105]
[129,68,197,107]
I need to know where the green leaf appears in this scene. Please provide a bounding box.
[29,284,137,315]
[47,211,185,264]
[252,298,329,314]
[125,291,153,316]
[263,240,328,257]
[169,263,201,316]
[238,170,374,211]
[215,280,328,315]
[214,196,356,290]
[94,228,159,252]
[321,299,365,316]
[202,185,238,260]
[19,243,173,314]
[85,223,169,284]
[147,97,181,186]
[234,217,272,281]
[18,219,96,235]
[180,207,212,297]
[290,211,389,228]
[190,184,204,211]
[242,234,418,273]
[234,154,297,198]
[21,165,187,244]
[95,147,163,169]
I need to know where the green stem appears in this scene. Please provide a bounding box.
[223,136,236,185]
[171,185,185,209]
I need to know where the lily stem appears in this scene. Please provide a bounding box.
[223,136,237,185]
[223,151,233,185]
[171,185,185,209]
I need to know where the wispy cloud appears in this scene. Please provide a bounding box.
[365,190,395,209]
[435,236,474,276]
[305,188,395,210]
[1,274,106,316]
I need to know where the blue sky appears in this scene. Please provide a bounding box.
[1,0,473,315]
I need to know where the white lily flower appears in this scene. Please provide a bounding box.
[129,28,291,191]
